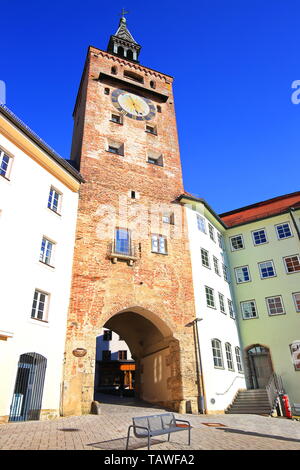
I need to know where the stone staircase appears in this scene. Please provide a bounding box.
[226,389,272,415]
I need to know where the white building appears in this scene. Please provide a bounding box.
[179,194,246,414]
[0,105,83,422]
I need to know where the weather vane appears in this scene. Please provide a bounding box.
[121,8,129,18]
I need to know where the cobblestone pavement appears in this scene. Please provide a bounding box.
[0,394,300,451]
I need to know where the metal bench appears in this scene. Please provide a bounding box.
[126,412,191,450]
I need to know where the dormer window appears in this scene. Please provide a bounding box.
[117,46,125,57]
[127,50,134,60]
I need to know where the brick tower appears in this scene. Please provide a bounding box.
[62,15,198,416]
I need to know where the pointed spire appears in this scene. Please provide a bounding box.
[107,12,141,63]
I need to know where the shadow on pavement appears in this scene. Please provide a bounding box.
[87,436,165,450]
[94,392,168,410]
[217,427,300,443]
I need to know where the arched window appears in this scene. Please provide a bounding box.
[150,80,156,89]
[211,339,223,369]
[111,66,117,75]
[225,343,234,371]
[127,49,133,60]
[117,46,124,57]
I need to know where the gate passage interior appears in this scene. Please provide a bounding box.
[9,353,47,422]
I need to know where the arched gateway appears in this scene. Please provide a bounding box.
[62,306,198,416]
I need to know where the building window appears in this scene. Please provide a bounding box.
[222,263,230,283]
[151,234,167,254]
[145,124,157,135]
[208,224,215,242]
[48,187,62,214]
[115,228,131,255]
[230,235,244,251]
[235,265,251,283]
[103,330,112,341]
[217,233,224,249]
[40,237,55,266]
[124,70,144,83]
[225,343,234,371]
[157,105,162,113]
[212,339,224,368]
[162,212,174,225]
[284,254,300,273]
[111,66,117,75]
[201,248,210,268]
[293,292,300,312]
[102,350,111,361]
[258,260,276,279]
[196,214,206,233]
[213,256,220,276]
[228,299,235,319]
[218,293,226,314]
[0,149,12,179]
[252,229,268,245]
[241,300,258,320]
[104,88,110,95]
[266,296,285,316]
[147,152,163,166]
[118,350,127,360]
[111,113,123,124]
[150,80,156,89]
[108,142,124,155]
[235,347,243,373]
[205,286,215,308]
[276,222,293,240]
[31,290,49,322]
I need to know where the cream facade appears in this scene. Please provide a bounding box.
[0,106,82,422]
[181,196,246,413]
[225,209,300,405]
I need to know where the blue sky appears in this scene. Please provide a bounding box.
[1,0,299,213]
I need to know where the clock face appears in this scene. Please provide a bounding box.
[111,89,156,121]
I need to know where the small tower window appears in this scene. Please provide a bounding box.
[124,70,144,83]
[111,113,123,124]
[131,191,136,199]
[104,88,110,95]
[111,66,118,75]
[147,151,163,167]
[150,80,156,89]
[145,124,157,135]
[117,46,124,57]
[157,105,162,113]
[127,50,134,60]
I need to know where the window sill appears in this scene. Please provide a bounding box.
[109,251,137,266]
[106,150,124,157]
[147,161,163,167]
[145,130,157,136]
[39,260,55,269]
[47,207,62,217]
[0,173,10,181]
[110,120,123,125]
[29,317,49,326]
[151,251,168,256]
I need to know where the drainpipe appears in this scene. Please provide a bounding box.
[193,318,207,414]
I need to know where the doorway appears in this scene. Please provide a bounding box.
[9,353,47,422]
[247,345,273,389]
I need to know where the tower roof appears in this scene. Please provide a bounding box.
[107,14,141,62]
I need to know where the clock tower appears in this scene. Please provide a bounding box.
[62,15,198,416]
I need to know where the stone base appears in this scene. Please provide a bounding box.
[205,409,225,415]
[39,409,60,421]
[0,415,9,424]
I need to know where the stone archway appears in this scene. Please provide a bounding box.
[244,344,274,389]
[62,306,197,416]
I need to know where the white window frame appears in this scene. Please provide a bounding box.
[251,228,268,246]
[258,260,276,279]
[293,292,300,312]
[266,295,285,316]
[213,256,220,276]
[196,214,206,233]
[48,186,62,214]
[234,265,251,284]
[40,237,55,266]
[225,343,234,371]
[151,234,168,255]
[230,234,244,251]
[212,339,224,369]
[228,299,235,319]
[31,289,50,322]
[218,292,226,314]
[208,223,215,242]
[205,286,216,309]
[217,232,223,249]
[241,300,258,320]
[275,222,293,240]
[0,148,13,179]
[235,347,243,373]
[283,254,300,274]
[201,248,210,268]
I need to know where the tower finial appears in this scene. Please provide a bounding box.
[120,8,129,20]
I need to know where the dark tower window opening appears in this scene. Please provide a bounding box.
[150,80,156,89]
[123,70,144,83]
[127,49,134,60]
[111,66,118,75]
[117,46,125,57]
[104,88,110,95]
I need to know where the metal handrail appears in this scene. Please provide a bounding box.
[216,375,245,395]
[266,373,285,411]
